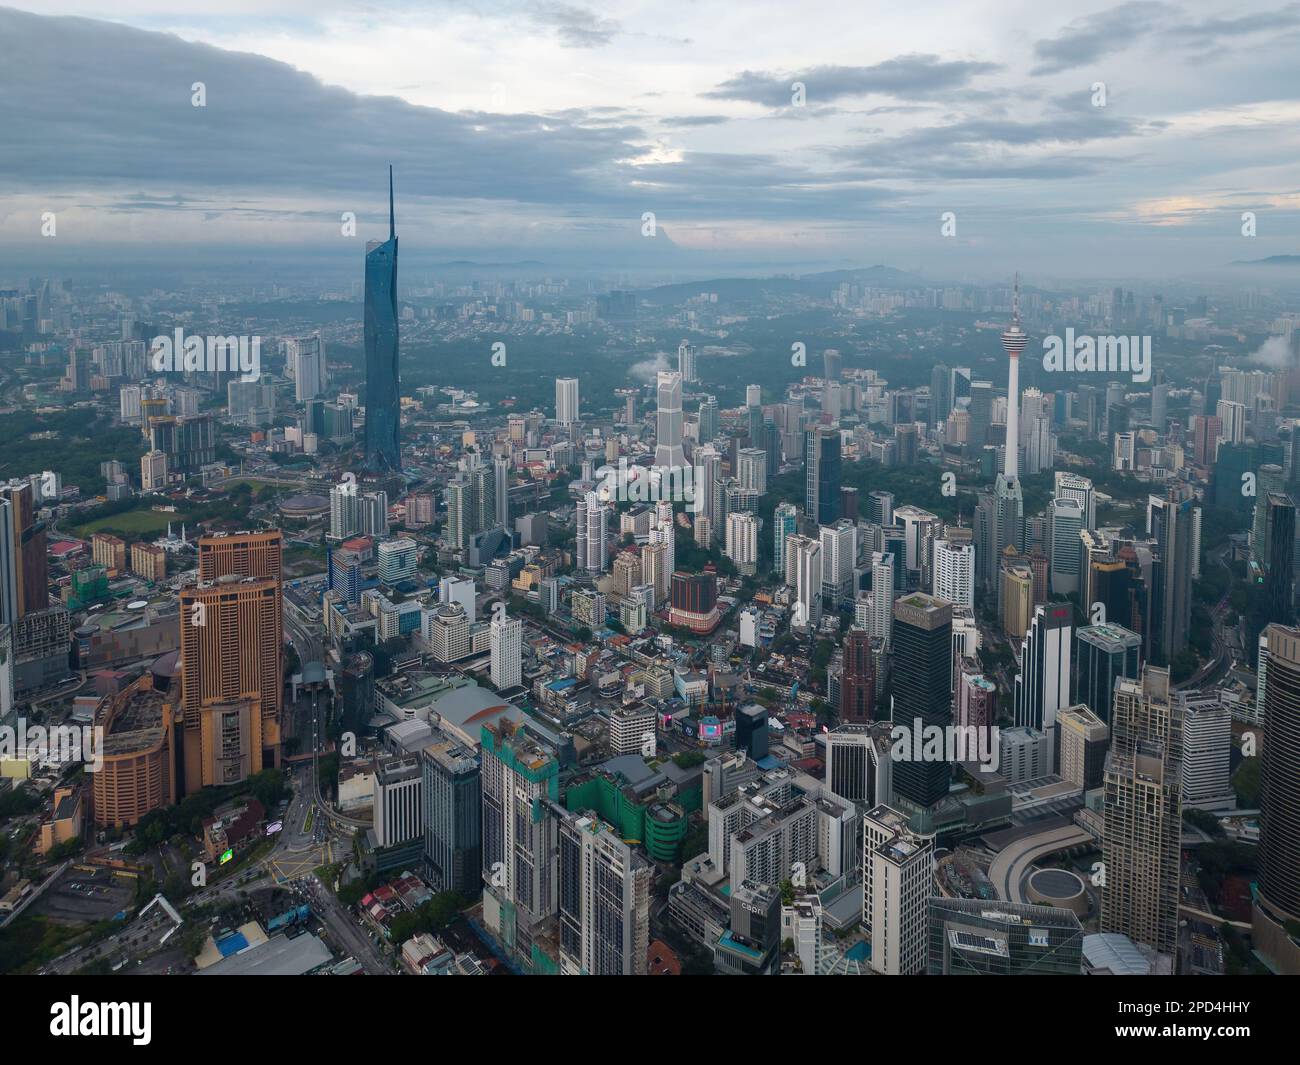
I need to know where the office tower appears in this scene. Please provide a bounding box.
[735,704,769,760]
[1014,604,1073,768]
[677,339,697,383]
[1054,471,1096,529]
[179,531,284,792]
[376,537,418,585]
[422,739,481,897]
[825,724,888,805]
[1149,485,1196,664]
[1191,414,1222,466]
[555,377,580,426]
[717,882,781,975]
[374,755,423,848]
[1255,625,1300,970]
[805,426,841,526]
[0,481,48,620]
[868,489,894,527]
[786,534,822,630]
[968,380,993,456]
[863,805,935,975]
[930,363,951,426]
[1250,465,1287,563]
[840,485,860,523]
[559,813,652,975]
[926,898,1083,975]
[1264,493,1296,628]
[1000,561,1034,639]
[577,491,607,574]
[1057,703,1109,790]
[1074,623,1141,723]
[490,606,523,690]
[668,571,720,633]
[1101,666,1183,955]
[480,720,560,964]
[654,371,686,468]
[823,348,842,383]
[1179,693,1233,809]
[697,394,718,443]
[869,552,896,645]
[1216,399,1246,445]
[0,497,17,627]
[725,512,758,577]
[841,627,877,724]
[1048,497,1084,596]
[819,519,857,604]
[286,334,326,402]
[932,539,974,607]
[891,594,953,809]
[493,457,510,528]
[895,505,941,586]
[364,167,401,473]
[737,447,767,494]
[772,501,798,574]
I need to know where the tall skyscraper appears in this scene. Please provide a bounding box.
[493,456,511,528]
[1149,485,1195,664]
[677,339,697,383]
[1048,497,1085,596]
[654,371,686,468]
[891,594,953,810]
[992,275,1027,572]
[786,534,822,630]
[490,605,522,691]
[863,804,934,975]
[421,739,481,897]
[559,813,652,975]
[805,426,841,526]
[1074,623,1142,723]
[1014,603,1073,769]
[555,377,580,426]
[1054,471,1096,529]
[1101,665,1183,956]
[1255,624,1300,972]
[179,530,284,792]
[932,539,974,607]
[869,552,896,646]
[363,167,401,473]
[0,481,48,620]
[772,501,798,574]
[840,627,877,724]
[1264,493,1296,629]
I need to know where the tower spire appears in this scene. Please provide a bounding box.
[388,165,395,240]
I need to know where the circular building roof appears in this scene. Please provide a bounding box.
[280,493,331,518]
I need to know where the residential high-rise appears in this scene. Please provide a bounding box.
[555,377,580,426]
[840,627,876,724]
[932,539,974,607]
[490,606,523,691]
[1074,623,1142,723]
[772,501,798,574]
[805,426,841,526]
[1014,603,1073,769]
[677,339,697,383]
[422,739,481,897]
[863,804,934,975]
[786,534,822,630]
[869,551,896,646]
[576,491,607,574]
[737,447,767,494]
[725,512,759,577]
[558,813,652,975]
[286,334,327,403]
[891,594,953,809]
[819,519,857,605]
[0,481,48,620]
[1255,624,1300,971]
[363,167,401,473]
[654,371,686,468]
[178,531,284,792]
[480,720,560,967]
[1057,703,1109,790]
[1101,665,1182,955]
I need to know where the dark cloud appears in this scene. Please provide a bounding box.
[1030,2,1175,75]
[528,2,619,48]
[702,55,1000,107]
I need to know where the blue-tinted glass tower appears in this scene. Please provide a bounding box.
[364,167,401,473]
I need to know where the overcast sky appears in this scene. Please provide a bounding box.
[2,1,1300,277]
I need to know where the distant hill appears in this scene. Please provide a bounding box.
[1230,255,1300,267]
[638,264,930,305]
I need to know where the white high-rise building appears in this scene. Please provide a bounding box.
[745,383,762,408]
[725,512,759,576]
[286,334,327,402]
[895,505,941,586]
[1179,694,1234,809]
[863,805,934,976]
[1014,604,1073,771]
[330,480,360,540]
[490,606,523,691]
[932,539,974,607]
[781,895,823,976]
[773,501,798,574]
[1054,471,1096,529]
[786,534,822,630]
[654,371,686,469]
[869,551,896,646]
[558,813,652,976]
[1049,497,1085,596]
[1216,399,1246,445]
[677,339,697,384]
[737,447,767,494]
[819,520,857,604]
[577,491,607,574]
[373,756,422,848]
[556,377,580,426]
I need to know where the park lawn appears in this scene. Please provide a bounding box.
[71,509,191,537]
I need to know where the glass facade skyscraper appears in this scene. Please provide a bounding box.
[364,166,402,473]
